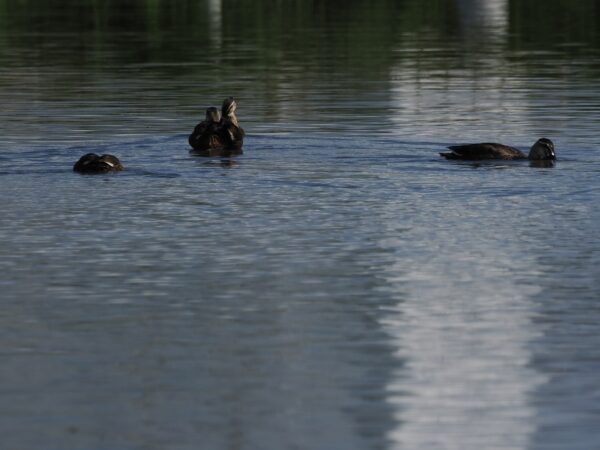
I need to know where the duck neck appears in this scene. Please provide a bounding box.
[226,113,239,127]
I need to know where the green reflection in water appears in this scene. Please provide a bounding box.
[1,0,600,146]
[1,0,599,68]
[509,0,600,48]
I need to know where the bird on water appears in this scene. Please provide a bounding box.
[189,97,245,155]
[73,153,124,173]
[188,107,223,151]
[440,138,555,161]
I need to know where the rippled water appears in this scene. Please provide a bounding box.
[2,1,600,449]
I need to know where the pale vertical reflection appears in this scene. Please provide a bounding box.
[379,241,547,449]
[208,0,223,49]
[387,68,532,141]
[455,0,508,37]
[389,0,520,142]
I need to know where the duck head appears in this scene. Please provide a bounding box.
[528,138,555,160]
[206,106,221,124]
[221,97,237,118]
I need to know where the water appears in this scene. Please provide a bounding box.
[1,1,600,449]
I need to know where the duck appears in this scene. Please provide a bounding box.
[440,138,555,161]
[73,153,123,173]
[218,96,245,152]
[188,97,245,156]
[188,107,223,151]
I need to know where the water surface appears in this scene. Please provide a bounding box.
[1,1,600,449]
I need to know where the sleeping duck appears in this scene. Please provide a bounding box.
[73,153,123,173]
[440,138,555,161]
[188,107,223,151]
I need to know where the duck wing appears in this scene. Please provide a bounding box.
[99,155,123,171]
[441,143,526,160]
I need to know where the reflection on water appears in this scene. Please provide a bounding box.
[456,0,508,36]
[2,1,600,449]
[207,0,223,49]
[379,214,546,449]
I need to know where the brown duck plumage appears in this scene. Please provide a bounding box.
[440,138,555,161]
[73,153,123,173]
[188,98,245,155]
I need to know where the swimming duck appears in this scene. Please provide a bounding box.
[440,138,555,161]
[188,107,223,151]
[73,153,123,173]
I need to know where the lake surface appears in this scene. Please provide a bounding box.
[1,1,600,449]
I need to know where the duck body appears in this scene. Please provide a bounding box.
[188,107,224,151]
[73,153,123,173]
[441,143,527,160]
[440,138,555,161]
[188,98,245,156]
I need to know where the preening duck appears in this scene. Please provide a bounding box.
[188,97,245,156]
[219,96,245,152]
